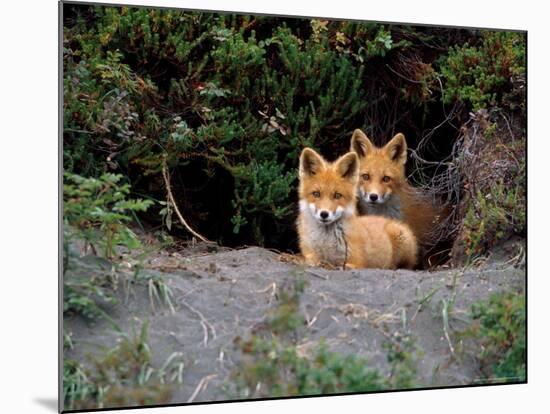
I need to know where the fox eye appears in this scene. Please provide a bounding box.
[383,175,391,182]
[334,192,342,199]
[362,173,370,181]
[312,191,321,198]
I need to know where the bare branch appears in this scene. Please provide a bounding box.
[162,155,210,243]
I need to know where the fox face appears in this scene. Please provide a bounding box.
[350,129,407,206]
[298,148,358,225]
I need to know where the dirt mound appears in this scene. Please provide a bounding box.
[64,245,524,405]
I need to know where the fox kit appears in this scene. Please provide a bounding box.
[350,128,442,247]
[297,148,417,269]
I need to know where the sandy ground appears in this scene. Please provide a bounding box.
[64,242,525,407]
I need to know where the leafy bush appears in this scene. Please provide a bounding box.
[465,292,526,383]
[63,172,155,326]
[462,180,525,259]
[63,172,153,258]
[64,5,526,254]
[440,31,526,111]
[62,6,460,249]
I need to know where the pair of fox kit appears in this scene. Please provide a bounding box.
[297,129,437,270]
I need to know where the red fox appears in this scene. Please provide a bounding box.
[350,129,443,247]
[296,147,418,269]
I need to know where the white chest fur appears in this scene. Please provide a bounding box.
[300,210,347,266]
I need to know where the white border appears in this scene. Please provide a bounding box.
[1,0,546,413]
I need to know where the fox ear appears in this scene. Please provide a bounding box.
[335,152,359,182]
[300,148,326,177]
[384,133,407,164]
[350,129,374,158]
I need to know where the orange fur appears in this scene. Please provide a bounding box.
[350,129,443,247]
[297,148,418,269]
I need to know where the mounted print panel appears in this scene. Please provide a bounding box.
[61,1,526,411]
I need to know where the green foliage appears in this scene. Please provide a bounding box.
[383,331,418,389]
[62,171,170,328]
[64,330,74,351]
[134,270,176,314]
[211,29,266,92]
[63,252,176,327]
[462,179,525,259]
[265,277,306,336]
[231,160,296,239]
[357,27,394,60]
[465,292,526,383]
[63,321,184,410]
[64,5,526,251]
[63,6,424,247]
[440,31,526,111]
[63,277,120,330]
[63,172,153,258]
[64,358,98,411]
[235,337,387,398]
[234,277,418,398]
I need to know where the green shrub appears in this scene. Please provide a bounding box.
[64,5,526,252]
[466,292,526,383]
[440,31,526,111]
[63,172,153,258]
[462,178,525,260]
[63,172,155,325]
[63,6,436,248]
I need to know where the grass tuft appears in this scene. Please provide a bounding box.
[63,321,184,410]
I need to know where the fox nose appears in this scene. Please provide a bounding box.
[320,211,329,219]
[369,194,379,202]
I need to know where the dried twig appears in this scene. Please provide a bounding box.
[386,63,424,84]
[305,306,329,327]
[305,269,329,280]
[255,282,277,305]
[179,298,217,346]
[187,374,218,403]
[161,156,210,243]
